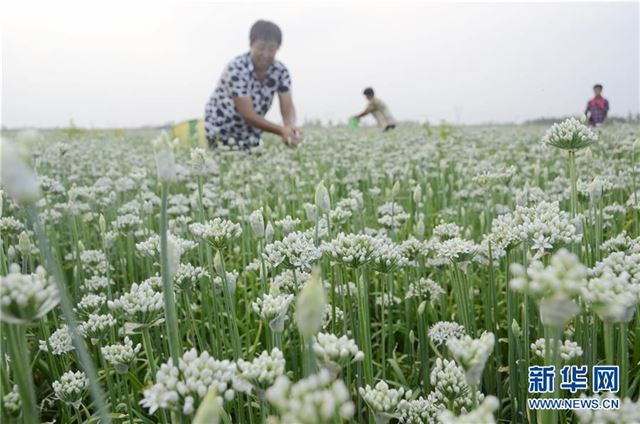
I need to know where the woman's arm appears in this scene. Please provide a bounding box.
[233,96,285,136]
[278,92,297,127]
[233,96,297,146]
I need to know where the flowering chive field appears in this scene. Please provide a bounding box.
[1,120,639,424]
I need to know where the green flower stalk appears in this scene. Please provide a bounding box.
[154,132,182,366]
[542,117,597,220]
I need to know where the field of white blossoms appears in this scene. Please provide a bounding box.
[1,119,639,424]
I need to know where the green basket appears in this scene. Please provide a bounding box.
[348,117,360,128]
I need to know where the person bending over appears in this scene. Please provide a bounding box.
[204,20,302,150]
[352,87,396,132]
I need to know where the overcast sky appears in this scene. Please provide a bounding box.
[2,0,638,128]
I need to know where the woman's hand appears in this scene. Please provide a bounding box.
[280,125,303,148]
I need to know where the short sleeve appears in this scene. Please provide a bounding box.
[277,66,292,93]
[227,61,250,98]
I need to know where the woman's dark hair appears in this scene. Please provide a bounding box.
[593,84,603,90]
[363,87,375,96]
[250,20,282,46]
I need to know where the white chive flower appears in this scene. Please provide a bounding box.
[438,395,500,424]
[359,380,411,421]
[446,332,495,386]
[53,370,89,409]
[313,332,364,374]
[252,293,294,332]
[275,215,301,235]
[542,117,597,151]
[377,201,410,229]
[140,348,237,416]
[397,395,441,424]
[263,231,322,271]
[78,312,116,338]
[583,250,640,323]
[430,237,479,266]
[175,263,209,289]
[3,385,21,416]
[370,235,410,272]
[428,321,466,346]
[266,369,354,424]
[530,338,583,362]
[487,201,580,257]
[583,268,640,323]
[76,293,107,314]
[430,358,483,415]
[510,248,587,328]
[573,394,640,423]
[39,325,78,355]
[322,233,377,268]
[406,278,445,304]
[0,263,59,324]
[235,348,286,394]
[190,218,242,249]
[83,275,115,292]
[107,281,163,324]
[270,270,311,295]
[101,336,142,373]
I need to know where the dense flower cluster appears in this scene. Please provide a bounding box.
[107,281,164,324]
[78,312,117,337]
[0,264,59,324]
[313,332,364,370]
[39,325,77,355]
[140,349,237,415]
[438,395,499,424]
[377,201,410,229]
[262,231,322,271]
[428,321,467,346]
[542,117,597,151]
[189,218,242,249]
[430,358,483,415]
[76,293,107,313]
[530,338,583,362]
[266,370,355,423]
[52,371,89,408]
[101,337,143,373]
[573,394,640,423]
[405,278,445,303]
[488,201,580,257]
[251,293,293,331]
[510,249,588,327]
[359,380,412,417]
[3,122,638,423]
[430,237,478,266]
[236,348,286,393]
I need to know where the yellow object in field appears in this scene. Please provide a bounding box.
[171,119,207,147]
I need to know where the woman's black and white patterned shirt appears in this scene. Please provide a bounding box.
[204,52,291,150]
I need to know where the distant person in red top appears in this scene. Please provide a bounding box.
[585,84,609,126]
